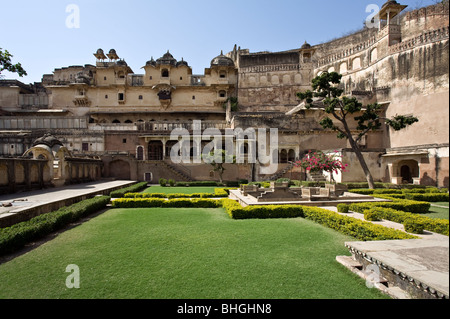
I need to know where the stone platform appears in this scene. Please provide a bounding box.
[338,236,449,299]
[0,180,136,228]
[229,189,388,207]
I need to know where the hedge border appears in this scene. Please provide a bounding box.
[124,188,230,199]
[362,207,449,236]
[0,196,111,256]
[110,182,148,198]
[220,199,416,240]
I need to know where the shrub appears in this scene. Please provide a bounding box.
[364,210,381,222]
[350,198,431,214]
[374,189,403,194]
[403,219,424,234]
[337,204,349,213]
[404,193,449,202]
[110,182,148,198]
[348,189,375,195]
[159,178,167,187]
[124,188,230,199]
[168,179,175,187]
[361,207,449,236]
[111,198,222,209]
[0,196,111,255]
[300,206,417,241]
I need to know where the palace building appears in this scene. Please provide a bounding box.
[0,1,448,193]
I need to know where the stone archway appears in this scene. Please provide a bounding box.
[398,160,419,184]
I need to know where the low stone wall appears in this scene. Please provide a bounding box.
[0,181,134,228]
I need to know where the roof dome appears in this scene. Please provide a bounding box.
[146,57,156,67]
[211,51,235,67]
[156,51,177,66]
[301,41,311,49]
[382,0,399,8]
[32,134,64,148]
[176,57,189,67]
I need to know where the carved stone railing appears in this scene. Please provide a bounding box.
[239,64,300,74]
[389,26,449,54]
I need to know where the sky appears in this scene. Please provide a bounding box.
[1,0,439,84]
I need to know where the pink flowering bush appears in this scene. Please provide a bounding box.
[295,150,349,179]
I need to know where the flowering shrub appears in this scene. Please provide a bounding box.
[295,150,348,178]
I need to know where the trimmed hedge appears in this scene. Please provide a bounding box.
[337,204,349,213]
[300,206,417,241]
[124,188,230,199]
[361,207,449,236]
[0,196,111,256]
[403,193,449,202]
[221,199,417,241]
[349,198,431,214]
[110,182,148,198]
[111,198,419,241]
[111,198,222,209]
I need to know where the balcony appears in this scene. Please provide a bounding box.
[73,95,90,107]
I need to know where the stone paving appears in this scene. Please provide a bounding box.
[326,206,449,299]
[0,180,135,226]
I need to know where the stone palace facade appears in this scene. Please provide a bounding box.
[0,1,448,193]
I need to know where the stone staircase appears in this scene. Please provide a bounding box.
[269,162,295,181]
[308,171,327,182]
[162,160,194,182]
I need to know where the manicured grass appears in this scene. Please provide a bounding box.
[0,208,387,299]
[143,186,218,194]
[423,202,449,220]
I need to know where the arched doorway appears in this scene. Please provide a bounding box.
[280,149,288,164]
[288,149,296,162]
[148,141,163,161]
[401,165,412,184]
[398,160,419,184]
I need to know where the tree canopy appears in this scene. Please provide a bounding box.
[0,48,27,77]
[297,71,419,189]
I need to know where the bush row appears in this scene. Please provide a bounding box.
[349,187,448,195]
[349,198,430,214]
[221,199,416,240]
[124,188,229,199]
[222,199,303,219]
[112,198,222,209]
[110,182,148,198]
[0,196,111,256]
[362,207,449,235]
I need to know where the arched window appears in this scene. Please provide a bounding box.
[161,69,169,78]
[136,146,144,161]
[112,119,121,124]
[125,120,133,124]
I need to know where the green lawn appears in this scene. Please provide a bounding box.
[143,186,219,194]
[424,202,449,220]
[0,208,387,299]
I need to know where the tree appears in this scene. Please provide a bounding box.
[295,150,349,182]
[297,72,419,189]
[203,149,236,184]
[0,48,27,77]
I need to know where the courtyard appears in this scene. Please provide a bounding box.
[0,206,388,299]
